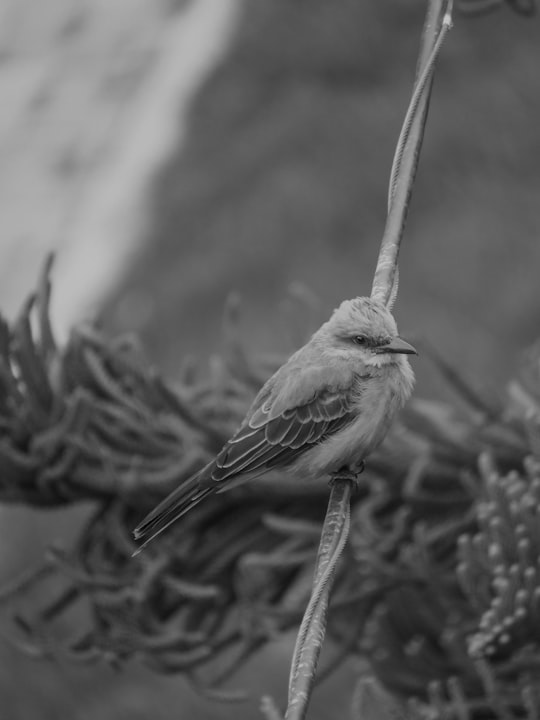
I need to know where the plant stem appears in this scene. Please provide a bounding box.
[371,0,453,307]
[284,478,353,720]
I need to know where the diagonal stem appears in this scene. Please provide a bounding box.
[284,478,352,720]
[278,3,453,718]
[388,4,453,213]
[371,0,453,307]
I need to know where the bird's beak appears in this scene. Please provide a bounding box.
[376,337,418,355]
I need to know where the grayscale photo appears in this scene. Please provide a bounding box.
[0,2,539,719]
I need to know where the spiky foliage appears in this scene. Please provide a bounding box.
[2,265,540,718]
[348,362,540,718]
[0,263,356,692]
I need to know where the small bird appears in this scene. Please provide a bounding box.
[133,296,416,550]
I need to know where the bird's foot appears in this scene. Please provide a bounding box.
[328,462,365,491]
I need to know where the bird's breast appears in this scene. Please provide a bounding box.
[295,362,413,481]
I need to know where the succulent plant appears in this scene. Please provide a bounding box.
[1,261,540,718]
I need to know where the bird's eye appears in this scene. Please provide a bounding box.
[353,335,367,346]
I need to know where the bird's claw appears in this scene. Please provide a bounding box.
[328,462,365,491]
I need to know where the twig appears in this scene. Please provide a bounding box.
[281,2,453,718]
[371,0,453,307]
[285,478,353,720]
[388,2,453,213]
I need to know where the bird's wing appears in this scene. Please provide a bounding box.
[134,365,364,549]
[202,368,361,486]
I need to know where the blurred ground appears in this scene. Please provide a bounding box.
[1,1,540,719]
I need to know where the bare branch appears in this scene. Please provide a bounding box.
[282,3,454,717]
[371,0,453,307]
[285,478,352,720]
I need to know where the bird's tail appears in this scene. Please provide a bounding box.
[133,464,214,554]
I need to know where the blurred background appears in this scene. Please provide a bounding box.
[0,0,539,718]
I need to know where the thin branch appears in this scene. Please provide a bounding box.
[284,478,353,720]
[371,0,453,307]
[281,3,453,718]
[387,4,453,213]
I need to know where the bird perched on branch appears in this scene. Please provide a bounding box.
[134,296,416,551]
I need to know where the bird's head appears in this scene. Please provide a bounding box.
[317,296,417,367]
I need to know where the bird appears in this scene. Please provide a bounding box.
[133,296,416,551]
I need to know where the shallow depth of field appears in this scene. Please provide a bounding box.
[0,1,539,719]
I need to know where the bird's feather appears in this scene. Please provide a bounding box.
[133,368,362,549]
[205,381,359,485]
[133,466,213,551]
[133,296,416,552]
